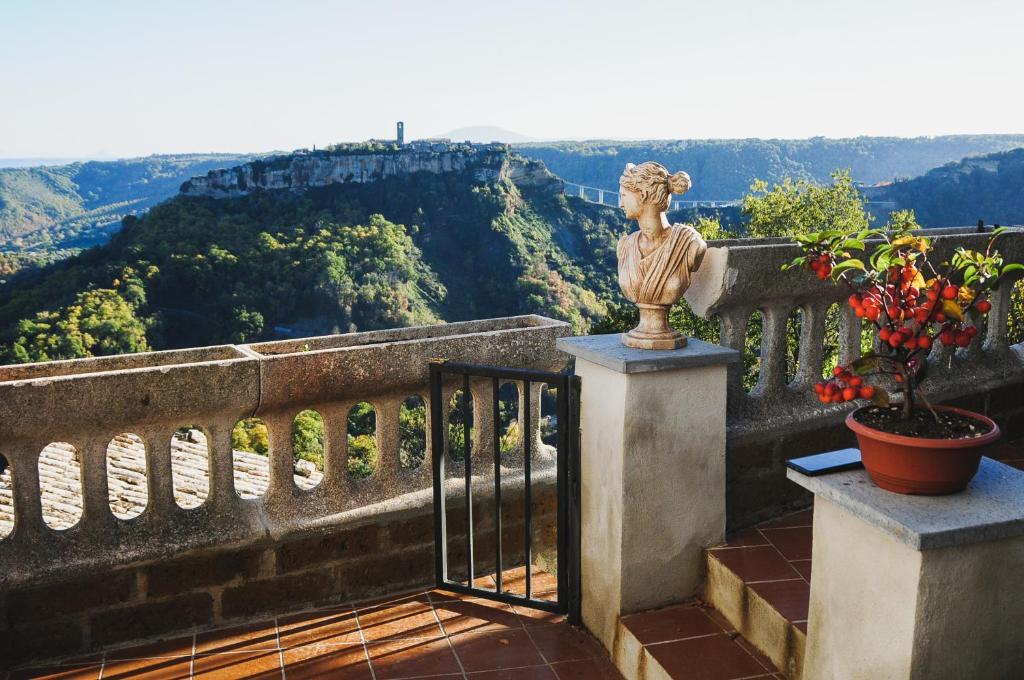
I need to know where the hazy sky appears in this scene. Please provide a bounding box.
[1,0,1022,158]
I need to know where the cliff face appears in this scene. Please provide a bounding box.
[179,142,560,198]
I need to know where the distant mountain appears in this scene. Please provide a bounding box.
[442,126,536,144]
[0,144,625,360]
[516,136,1024,201]
[0,158,105,169]
[0,153,257,252]
[869,148,1024,227]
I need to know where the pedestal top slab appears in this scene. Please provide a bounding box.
[788,457,1024,550]
[556,334,740,374]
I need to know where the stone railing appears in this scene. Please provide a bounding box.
[686,226,1024,527]
[0,315,569,663]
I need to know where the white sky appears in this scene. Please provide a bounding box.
[1,0,1022,158]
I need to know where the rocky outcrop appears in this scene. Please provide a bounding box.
[179,142,544,199]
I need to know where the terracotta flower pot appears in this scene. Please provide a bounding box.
[845,405,1001,495]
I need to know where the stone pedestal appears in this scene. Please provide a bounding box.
[789,458,1024,680]
[557,334,738,649]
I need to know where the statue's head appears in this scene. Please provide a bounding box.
[618,162,692,219]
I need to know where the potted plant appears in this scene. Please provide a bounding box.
[784,226,1022,494]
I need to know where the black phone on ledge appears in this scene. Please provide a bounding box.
[786,448,863,476]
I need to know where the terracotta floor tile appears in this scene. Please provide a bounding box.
[7,666,102,680]
[550,657,624,680]
[358,599,444,640]
[646,633,768,680]
[194,620,278,654]
[513,603,567,628]
[450,629,546,672]
[621,604,721,644]
[192,651,283,678]
[707,545,801,582]
[700,605,736,633]
[498,567,558,597]
[365,637,463,678]
[434,597,523,635]
[756,508,813,529]
[467,666,558,679]
[749,579,810,623]
[760,527,813,561]
[720,528,770,548]
[278,607,361,648]
[791,559,812,581]
[281,643,373,679]
[99,656,192,680]
[735,636,779,673]
[525,624,603,663]
[105,636,194,659]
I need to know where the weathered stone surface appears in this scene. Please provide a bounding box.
[90,592,214,646]
[7,570,136,625]
[146,548,265,598]
[220,568,337,620]
[558,334,738,374]
[2,619,83,664]
[789,457,1024,549]
[275,523,382,574]
[180,143,511,198]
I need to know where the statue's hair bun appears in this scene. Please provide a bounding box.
[668,171,692,195]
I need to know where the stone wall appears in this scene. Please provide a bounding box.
[0,315,570,668]
[178,142,558,199]
[0,476,558,668]
[685,227,1024,530]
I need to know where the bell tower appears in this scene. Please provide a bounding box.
[396,121,405,145]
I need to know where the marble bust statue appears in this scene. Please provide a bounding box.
[616,162,707,349]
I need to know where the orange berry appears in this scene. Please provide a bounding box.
[918,336,933,350]
[976,299,992,313]
[942,285,959,300]
[859,385,876,399]
[842,387,858,401]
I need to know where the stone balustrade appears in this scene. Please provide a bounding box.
[0,315,569,664]
[686,226,1024,527]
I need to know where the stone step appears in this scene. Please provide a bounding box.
[703,508,813,679]
[612,601,782,680]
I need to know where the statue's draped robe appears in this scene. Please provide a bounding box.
[617,224,707,306]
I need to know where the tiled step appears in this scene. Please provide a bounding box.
[704,509,813,679]
[613,602,782,680]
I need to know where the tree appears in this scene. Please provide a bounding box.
[742,170,871,238]
[8,285,150,363]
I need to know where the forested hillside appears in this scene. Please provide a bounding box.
[870,148,1024,227]
[517,136,1024,200]
[0,150,627,361]
[0,154,255,252]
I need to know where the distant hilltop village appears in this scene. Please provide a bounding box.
[179,122,532,199]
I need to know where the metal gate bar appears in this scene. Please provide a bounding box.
[430,360,581,623]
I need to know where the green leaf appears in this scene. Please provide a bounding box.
[842,238,866,251]
[851,355,879,374]
[1002,263,1024,276]
[831,259,866,276]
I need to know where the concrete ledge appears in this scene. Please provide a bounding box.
[557,334,739,374]
[788,457,1024,550]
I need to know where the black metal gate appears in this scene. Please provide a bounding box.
[429,360,581,624]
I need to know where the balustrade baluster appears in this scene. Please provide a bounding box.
[718,308,751,406]
[795,302,828,388]
[753,305,791,397]
[142,427,174,520]
[838,304,863,366]
[79,436,114,533]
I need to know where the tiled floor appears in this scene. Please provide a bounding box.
[6,567,622,680]
[707,506,813,638]
[702,438,1024,639]
[620,603,781,679]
